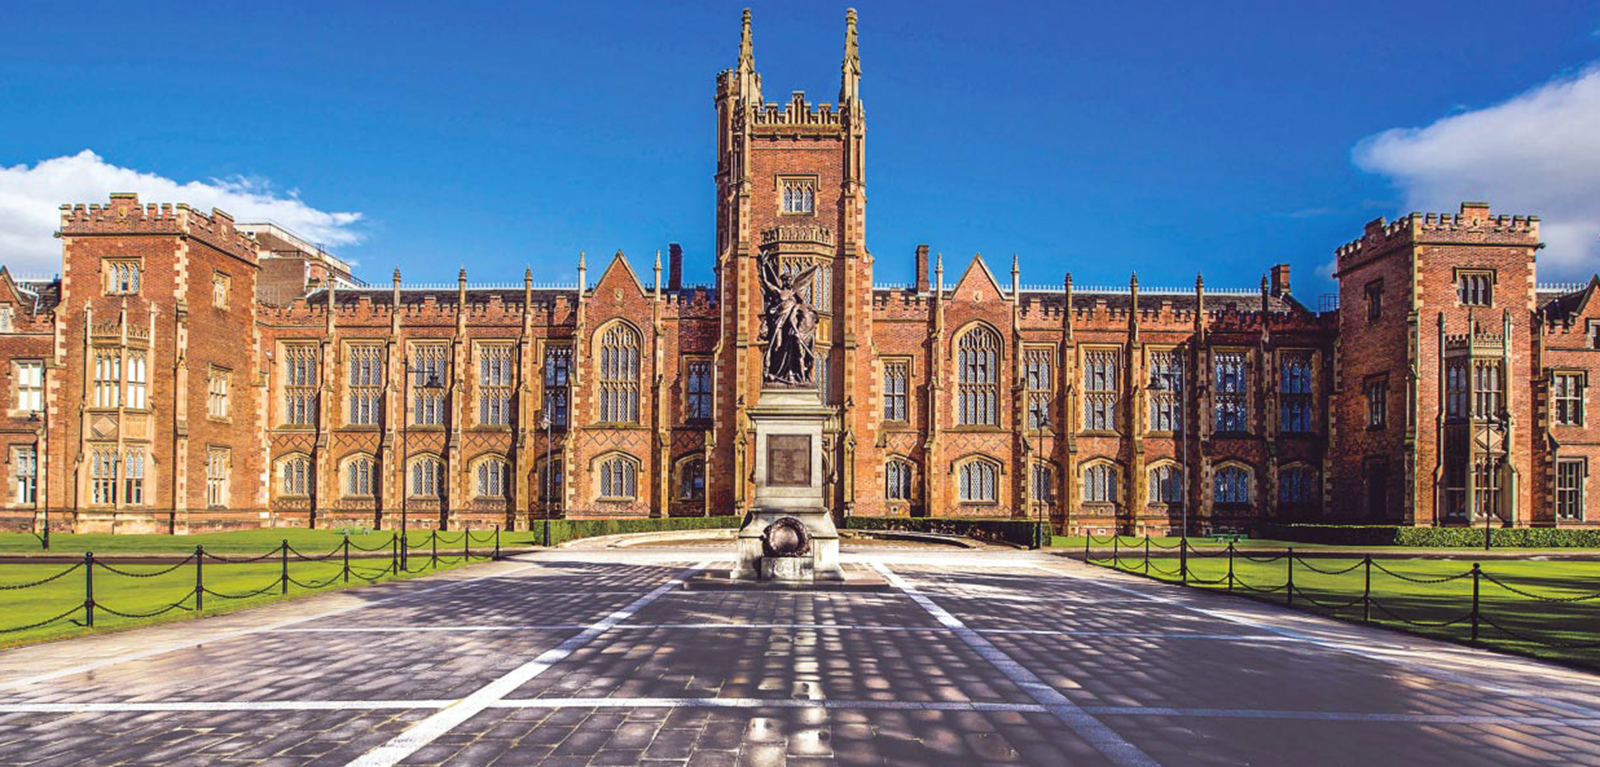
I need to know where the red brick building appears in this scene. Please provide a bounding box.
[2,11,1596,535]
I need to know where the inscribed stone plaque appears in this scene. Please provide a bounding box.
[767,434,811,487]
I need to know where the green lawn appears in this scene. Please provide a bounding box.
[0,536,501,648]
[1088,547,1600,670]
[0,527,532,554]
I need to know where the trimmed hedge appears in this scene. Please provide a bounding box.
[842,516,1049,547]
[1262,523,1600,548]
[529,516,743,547]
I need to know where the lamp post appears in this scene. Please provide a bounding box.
[400,354,444,570]
[1031,411,1051,550]
[28,410,45,550]
[538,408,553,547]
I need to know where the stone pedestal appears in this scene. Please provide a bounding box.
[732,387,844,582]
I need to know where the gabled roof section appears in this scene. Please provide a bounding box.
[592,250,648,296]
[0,267,61,317]
[1541,275,1600,321]
[949,254,1005,301]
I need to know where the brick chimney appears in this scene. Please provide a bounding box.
[668,243,684,291]
[1270,263,1291,296]
[915,244,930,293]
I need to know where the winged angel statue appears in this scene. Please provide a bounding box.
[757,253,820,386]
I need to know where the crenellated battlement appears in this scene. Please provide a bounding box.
[60,193,259,264]
[751,91,843,129]
[1336,203,1539,265]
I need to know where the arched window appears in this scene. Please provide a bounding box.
[885,459,913,501]
[958,459,998,502]
[599,324,640,423]
[1031,463,1055,504]
[599,454,638,500]
[1278,466,1316,506]
[1215,465,1250,505]
[345,455,376,497]
[677,457,705,501]
[1148,464,1183,504]
[476,456,509,499]
[1082,462,1118,504]
[957,326,1000,426]
[410,456,445,498]
[281,454,310,497]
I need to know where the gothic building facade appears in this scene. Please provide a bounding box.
[2,11,1598,535]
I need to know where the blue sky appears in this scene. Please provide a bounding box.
[2,1,1599,296]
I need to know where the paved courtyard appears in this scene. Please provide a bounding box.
[2,543,1600,766]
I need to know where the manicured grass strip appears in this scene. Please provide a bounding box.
[1090,550,1600,671]
[0,529,412,554]
[0,550,486,648]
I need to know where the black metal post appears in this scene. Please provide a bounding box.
[342,536,350,584]
[1112,535,1120,568]
[1484,501,1492,552]
[1285,547,1294,607]
[1143,535,1151,576]
[1083,532,1091,562]
[390,533,398,574]
[402,353,411,572]
[1470,562,1482,642]
[464,525,470,561]
[431,530,438,570]
[1180,538,1188,585]
[1362,555,1372,623]
[494,524,501,560]
[194,545,204,613]
[544,411,554,548]
[280,540,289,596]
[83,552,94,628]
[1226,541,1235,593]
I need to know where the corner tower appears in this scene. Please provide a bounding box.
[713,9,871,515]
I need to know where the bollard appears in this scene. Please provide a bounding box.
[1362,556,1372,623]
[431,530,439,570]
[195,545,205,613]
[1143,535,1151,576]
[391,533,398,575]
[464,526,471,561]
[1113,535,1120,569]
[83,552,95,628]
[1470,563,1482,643]
[1285,547,1294,607]
[281,540,290,596]
[494,524,501,561]
[342,537,351,584]
[1180,538,1188,585]
[1083,532,1091,562]
[1226,541,1236,593]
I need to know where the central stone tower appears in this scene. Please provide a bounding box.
[717,9,867,580]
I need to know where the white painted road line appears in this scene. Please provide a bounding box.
[0,561,542,693]
[341,561,710,767]
[874,562,1165,767]
[11,696,1600,730]
[0,700,452,713]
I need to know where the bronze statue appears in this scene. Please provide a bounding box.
[757,253,820,386]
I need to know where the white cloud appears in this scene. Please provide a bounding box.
[0,150,364,276]
[1354,65,1600,279]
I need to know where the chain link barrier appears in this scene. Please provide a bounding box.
[0,561,83,590]
[1,527,500,639]
[1081,542,1599,654]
